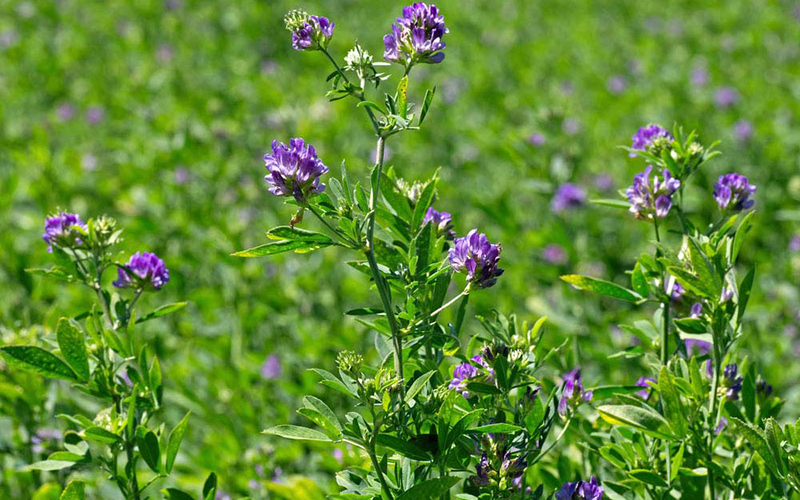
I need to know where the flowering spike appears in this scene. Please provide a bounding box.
[556,476,604,500]
[625,165,680,220]
[713,173,756,211]
[630,124,673,157]
[264,138,329,204]
[113,252,170,291]
[285,10,334,51]
[448,230,504,288]
[42,212,87,253]
[423,206,455,239]
[383,3,448,67]
[558,367,593,415]
[551,183,586,213]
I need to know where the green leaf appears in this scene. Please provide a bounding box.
[687,238,720,296]
[396,75,409,116]
[29,460,77,471]
[297,408,342,441]
[166,411,191,474]
[137,430,161,473]
[376,434,431,461]
[597,405,675,440]
[469,423,523,433]
[419,87,435,125]
[659,367,687,438]
[56,319,89,381]
[164,489,195,500]
[407,370,436,401]
[561,275,642,303]
[203,472,218,500]
[0,346,78,381]
[589,385,642,400]
[730,417,779,473]
[59,481,86,500]
[732,211,754,263]
[138,302,187,323]
[737,267,755,325]
[232,239,335,257]
[464,382,502,395]
[395,477,460,500]
[674,318,707,334]
[82,426,120,444]
[666,267,712,299]
[262,425,332,442]
[631,262,649,298]
[591,198,631,209]
[628,469,668,488]
[267,226,336,243]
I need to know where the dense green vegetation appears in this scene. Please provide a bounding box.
[2,0,800,498]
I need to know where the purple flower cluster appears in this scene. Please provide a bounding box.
[284,10,334,51]
[448,230,504,288]
[635,376,655,398]
[556,477,604,500]
[551,183,586,213]
[625,166,681,219]
[449,355,491,398]
[690,302,703,318]
[471,433,528,493]
[722,363,743,401]
[384,3,448,66]
[667,281,685,301]
[558,367,593,415]
[684,339,711,357]
[713,173,756,211]
[630,124,673,157]
[113,252,170,291]
[423,206,456,239]
[42,212,87,252]
[264,138,329,204]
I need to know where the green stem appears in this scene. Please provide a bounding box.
[367,418,394,500]
[412,287,470,329]
[364,136,404,385]
[707,343,721,500]
[320,48,381,136]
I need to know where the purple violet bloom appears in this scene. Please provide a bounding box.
[113,252,170,291]
[594,174,614,191]
[625,165,681,219]
[733,119,753,142]
[630,124,673,157]
[715,416,728,434]
[264,138,329,204]
[261,354,282,379]
[607,75,627,94]
[472,453,491,486]
[448,230,504,288]
[722,363,743,401]
[56,103,76,121]
[789,235,800,252]
[42,212,87,252]
[685,339,712,357]
[449,355,488,398]
[756,379,773,397]
[284,10,334,51]
[667,281,685,301]
[713,173,756,211]
[423,207,456,239]
[558,367,593,415]
[720,286,734,303]
[86,106,105,125]
[714,87,739,108]
[556,477,604,500]
[635,376,655,398]
[691,302,703,318]
[551,183,586,213]
[542,244,568,265]
[383,3,448,66]
[528,133,546,146]
[563,118,582,135]
[691,66,709,87]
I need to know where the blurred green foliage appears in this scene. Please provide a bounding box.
[1,0,799,497]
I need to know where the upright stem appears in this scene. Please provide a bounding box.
[662,300,672,488]
[707,344,721,500]
[320,48,380,135]
[365,136,403,385]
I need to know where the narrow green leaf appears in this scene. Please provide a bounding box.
[164,489,194,500]
[687,238,720,296]
[561,275,642,303]
[297,408,342,441]
[597,405,675,440]
[262,425,332,442]
[136,430,161,473]
[203,472,218,500]
[659,367,687,437]
[59,480,86,500]
[395,477,460,500]
[419,86,436,125]
[407,370,436,401]
[631,263,649,298]
[737,267,755,325]
[469,423,523,433]
[591,198,631,209]
[0,346,78,381]
[138,302,187,323]
[166,411,191,474]
[674,318,707,334]
[267,226,335,243]
[82,426,120,444]
[56,319,89,381]
[666,267,712,299]
[376,434,431,461]
[232,239,335,257]
[628,469,668,488]
[29,460,76,471]
[730,417,778,472]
